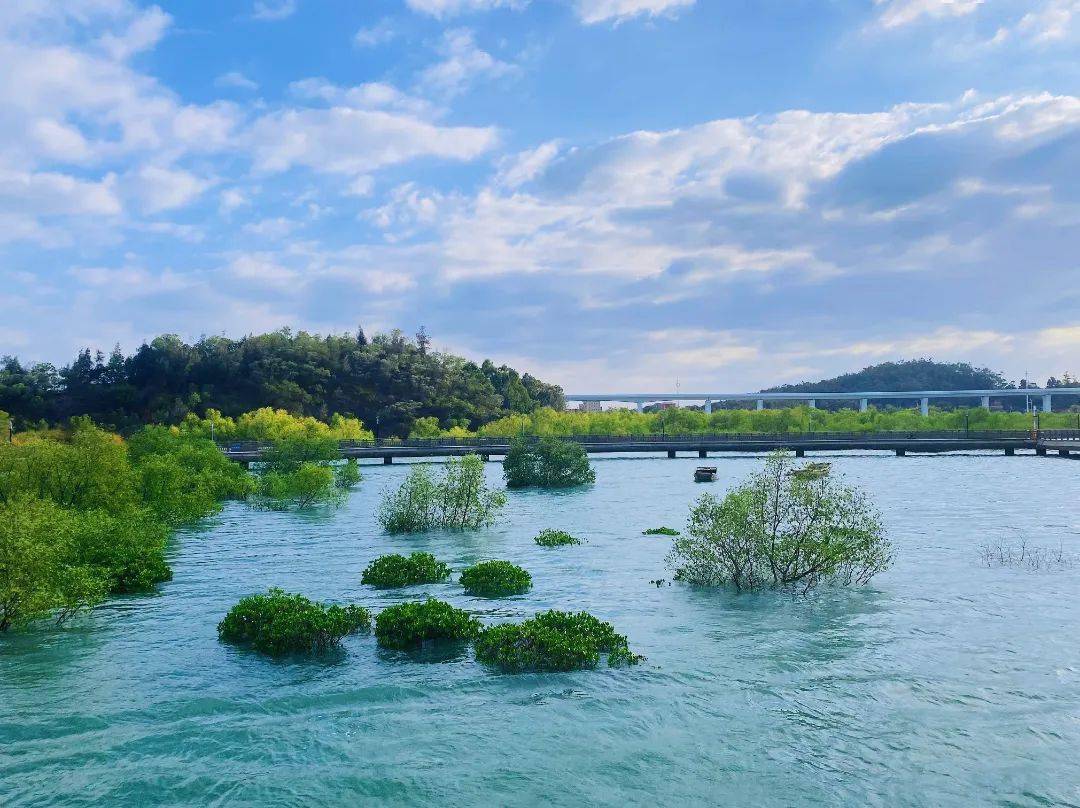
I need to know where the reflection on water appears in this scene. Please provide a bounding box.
[2,452,1079,807]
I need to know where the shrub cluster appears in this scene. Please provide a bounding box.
[249,438,361,510]
[0,422,249,631]
[374,599,481,650]
[668,452,891,593]
[534,529,582,547]
[642,526,680,536]
[503,436,595,488]
[378,455,506,533]
[459,560,532,597]
[474,610,641,672]
[361,553,451,588]
[218,588,371,655]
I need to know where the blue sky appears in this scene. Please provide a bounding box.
[1,0,1077,391]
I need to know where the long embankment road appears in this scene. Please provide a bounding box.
[220,430,1080,463]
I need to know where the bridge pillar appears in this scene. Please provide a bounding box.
[1060,449,1072,457]
[859,399,868,413]
[981,396,990,409]
[1042,393,1052,413]
[920,397,929,417]
[807,399,816,409]
[1005,448,1015,456]
[756,399,764,411]
[383,456,393,464]
[795,448,805,458]
[1036,447,1047,456]
[895,449,906,457]
[704,400,712,414]
[698,449,707,458]
[667,449,676,459]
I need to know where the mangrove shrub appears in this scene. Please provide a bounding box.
[459,560,532,597]
[218,588,370,655]
[374,598,480,649]
[250,437,361,510]
[361,552,451,588]
[377,455,506,533]
[474,610,641,672]
[534,529,582,547]
[503,436,595,488]
[668,452,891,593]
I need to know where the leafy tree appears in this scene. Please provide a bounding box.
[218,588,370,655]
[378,455,506,533]
[459,560,531,597]
[361,553,451,588]
[374,599,480,649]
[474,611,641,672]
[0,497,107,631]
[503,436,596,488]
[248,437,360,510]
[668,452,892,593]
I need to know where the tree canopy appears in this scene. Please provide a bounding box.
[0,328,564,437]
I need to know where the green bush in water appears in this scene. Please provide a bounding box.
[377,455,506,533]
[374,598,480,649]
[474,610,641,672]
[643,526,680,536]
[250,438,361,510]
[534,529,582,547]
[503,436,595,489]
[361,553,451,588]
[218,588,370,655]
[459,560,532,597]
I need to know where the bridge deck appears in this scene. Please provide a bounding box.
[219,430,1080,462]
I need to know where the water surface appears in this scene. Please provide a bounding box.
[2,453,1079,806]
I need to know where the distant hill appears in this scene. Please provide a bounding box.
[763,359,1011,393]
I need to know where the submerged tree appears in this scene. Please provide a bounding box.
[248,437,361,510]
[378,454,506,533]
[668,452,891,593]
[503,436,595,488]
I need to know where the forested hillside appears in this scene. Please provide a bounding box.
[0,329,563,437]
[763,359,1013,393]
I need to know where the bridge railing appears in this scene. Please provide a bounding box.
[216,428,1073,453]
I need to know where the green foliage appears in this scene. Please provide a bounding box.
[128,426,254,526]
[378,455,506,533]
[361,552,452,588]
[668,452,892,593]
[534,529,582,547]
[0,421,254,631]
[474,610,641,672]
[0,497,107,631]
[218,588,371,656]
[248,437,359,510]
[459,560,532,597]
[374,598,481,650]
[1,329,564,435]
[503,436,595,488]
[643,526,680,536]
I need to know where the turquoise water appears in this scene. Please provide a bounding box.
[2,453,1079,807]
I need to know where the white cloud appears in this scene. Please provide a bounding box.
[405,0,523,18]
[874,0,982,29]
[215,71,259,91]
[354,18,396,47]
[124,165,211,213]
[417,28,516,98]
[96,4,170,59]
[1015,0,1079,43]
[246,105,498,176]
[252,1,297,22]
[574,0,695,25]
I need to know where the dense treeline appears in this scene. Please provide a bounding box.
[0,328,563,437]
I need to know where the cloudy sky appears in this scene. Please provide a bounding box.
[1,0,1077,391]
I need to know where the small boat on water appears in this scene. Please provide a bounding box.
[694,466,717,482]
